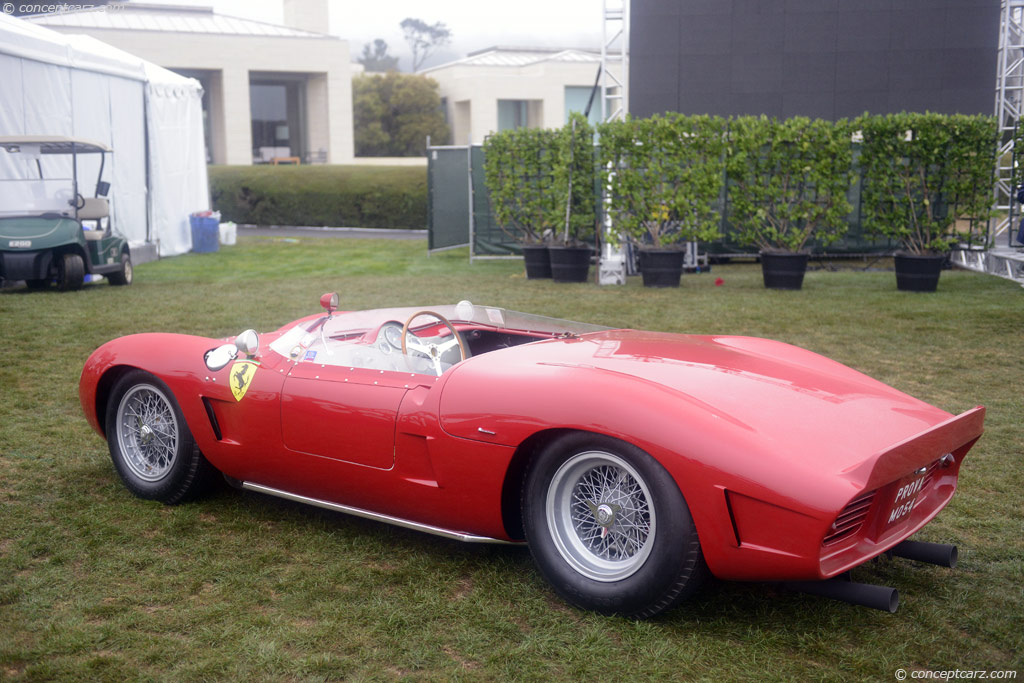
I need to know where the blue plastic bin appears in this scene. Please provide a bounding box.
[190,213,220,253]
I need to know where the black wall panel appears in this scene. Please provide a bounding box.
[630,0,1000,119]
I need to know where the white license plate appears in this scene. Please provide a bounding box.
[886,471,927,526]
[8,240,31,248]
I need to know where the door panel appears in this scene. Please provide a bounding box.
[281,363,411,469]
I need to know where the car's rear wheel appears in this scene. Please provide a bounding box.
[105,370,216,504]
[522,432,705,618]
[56,252,84,291]
[107,252,133,286]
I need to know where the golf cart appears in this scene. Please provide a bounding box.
[0,136,132,290]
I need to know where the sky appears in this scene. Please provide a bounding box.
[192,0,608,70]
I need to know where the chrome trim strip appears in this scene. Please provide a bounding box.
[240,481,522,545]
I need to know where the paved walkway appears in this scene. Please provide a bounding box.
[238,225,426,240]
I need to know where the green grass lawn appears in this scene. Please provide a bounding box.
[1,236,1022,681]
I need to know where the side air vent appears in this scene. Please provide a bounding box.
[823,490,876,546]
[202,397,223,441]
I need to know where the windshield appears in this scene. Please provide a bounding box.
[269,302,609,376]
[0,178,75,217]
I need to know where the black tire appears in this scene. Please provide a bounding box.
[105,369,217,504]
[56,252,84,291]
[522,432,706,618]
[107,251,133,286]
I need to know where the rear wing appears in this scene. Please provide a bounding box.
[847,406,985,490]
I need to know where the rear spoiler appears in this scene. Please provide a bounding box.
[846,406,985,490]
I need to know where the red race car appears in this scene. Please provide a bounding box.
[79,296,984,618]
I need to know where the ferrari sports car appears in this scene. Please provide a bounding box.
[79,296,984,617]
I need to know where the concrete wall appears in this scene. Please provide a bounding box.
[428,60,618,144]
[630,0,1000,120]
[40,27,354,164]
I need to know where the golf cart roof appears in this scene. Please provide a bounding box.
[0,136,111,154]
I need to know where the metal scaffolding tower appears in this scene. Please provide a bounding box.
[993,0,1024,245]
[600,0,628,124]
[953,0,1024,285]
[598,0,629,285]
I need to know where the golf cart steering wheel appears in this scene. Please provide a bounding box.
[73,193,86,210]
[401,310,467,376]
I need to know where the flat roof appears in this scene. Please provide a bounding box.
[420,47,608,73]
[24,3,332,39]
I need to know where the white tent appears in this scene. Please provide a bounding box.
[0,13,208,257]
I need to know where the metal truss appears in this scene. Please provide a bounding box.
[600,0,628,124]
[954,0,1024,285]
[992,0,1024,247]
[598,0,630,285]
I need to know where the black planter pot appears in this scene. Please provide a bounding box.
[638,249,685,288]
[894,252,944,292]
[521,245,551,279]
[760,251,809,290]
[548,245,591,283]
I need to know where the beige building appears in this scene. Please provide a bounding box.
[421,47,623,145]
[28,1,354,165]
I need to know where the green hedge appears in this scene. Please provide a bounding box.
[208,165,427,230]
[475,112,997,254]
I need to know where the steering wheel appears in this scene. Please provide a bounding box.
[74,193,86,210]
[401,310,467,376]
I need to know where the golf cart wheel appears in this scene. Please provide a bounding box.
[108,252,133,286]
[56,253,85,291]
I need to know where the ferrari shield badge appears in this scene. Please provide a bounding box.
[230,360,259,401]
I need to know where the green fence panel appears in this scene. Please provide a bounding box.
[427,146,470,252]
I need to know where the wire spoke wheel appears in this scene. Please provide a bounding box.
[115,383,179,482]
[546,450,655,582]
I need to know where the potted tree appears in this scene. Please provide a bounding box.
[599,113,727,287]
[858,112,997,291]
[482,126,563,278]
[726,115,853,290]
[547,112,597,283]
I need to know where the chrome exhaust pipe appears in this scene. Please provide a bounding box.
[891,540,958,568]
[784,577,899,613]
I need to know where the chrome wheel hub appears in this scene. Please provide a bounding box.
[115,383,178,482]
[546,450,656,582]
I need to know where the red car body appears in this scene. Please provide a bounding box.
[79,302,984,614]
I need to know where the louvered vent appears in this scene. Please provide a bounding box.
[823,490,876,546]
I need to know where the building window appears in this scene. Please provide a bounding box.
[565,86,602,125]
[250,78,306,163]
[497,99,543,132]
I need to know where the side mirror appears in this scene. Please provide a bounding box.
[320,292,339,314]
[96,181,110,197]
[235,329,259,356]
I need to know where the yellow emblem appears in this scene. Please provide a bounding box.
[229,360,258,401]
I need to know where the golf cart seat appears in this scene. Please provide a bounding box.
[79,197,109,220]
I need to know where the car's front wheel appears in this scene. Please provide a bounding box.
[105,370,216,504]
[522,432,705,618]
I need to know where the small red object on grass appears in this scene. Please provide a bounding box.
[715,277,724,286]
